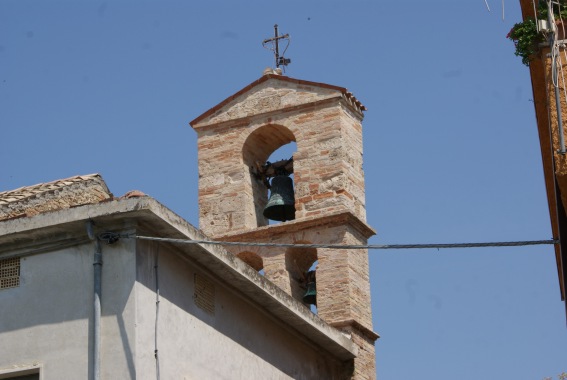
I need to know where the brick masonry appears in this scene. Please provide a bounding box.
[191,73,378,379]
[543,46,567,210]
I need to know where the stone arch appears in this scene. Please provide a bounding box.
[236,251,264,272]
[285,242,318,304]
[242,124,296,227]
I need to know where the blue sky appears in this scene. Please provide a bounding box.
[1,1,566,378]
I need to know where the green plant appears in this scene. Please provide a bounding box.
[507,0,567,66]
[538,0,567,21]
[507,18,545,66]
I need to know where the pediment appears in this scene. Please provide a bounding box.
[190,74,358,128]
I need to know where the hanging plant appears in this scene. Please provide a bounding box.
[538,0,567,21]
[506,1,567,66]
[507,18,545,66]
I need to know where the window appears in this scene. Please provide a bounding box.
[0,257,20,290]
[193,273,215,315]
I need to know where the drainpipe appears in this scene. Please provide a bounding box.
[548,4,567,154]
[87,221,102,380]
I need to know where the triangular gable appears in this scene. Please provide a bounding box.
[190,74,365,128]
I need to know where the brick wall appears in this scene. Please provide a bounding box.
[191,74,377,379]
[193,79,367,238]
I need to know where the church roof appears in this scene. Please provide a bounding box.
[0,174,112,221]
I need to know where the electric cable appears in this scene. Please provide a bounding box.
[104,233,558,250]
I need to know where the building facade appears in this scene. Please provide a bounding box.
[0,70,378,379]
[518,0,567,317]
[0,175,357,379]
[190,70,378,378]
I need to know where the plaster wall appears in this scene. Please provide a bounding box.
[134,240,349,380]
[0,238,137,380]
[0,233,352,380]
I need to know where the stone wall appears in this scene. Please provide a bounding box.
[191,74,377,379]
[218,216,377,380]
[192,78,367,238]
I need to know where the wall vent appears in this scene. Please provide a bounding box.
[0,257,20,290]
[193,273,215,315]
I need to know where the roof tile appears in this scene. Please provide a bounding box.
[0,174,113,221]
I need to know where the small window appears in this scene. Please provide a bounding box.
[193,273,215,315]
[0,257,20,290]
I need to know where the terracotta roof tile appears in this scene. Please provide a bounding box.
[0,174,113,221]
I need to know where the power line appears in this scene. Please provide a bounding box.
[107,233,559,250]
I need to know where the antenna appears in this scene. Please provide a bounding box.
[262,24,291,70]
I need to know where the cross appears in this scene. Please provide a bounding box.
[262,24,291,68]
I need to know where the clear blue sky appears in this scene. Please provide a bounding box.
[1,1,566,378]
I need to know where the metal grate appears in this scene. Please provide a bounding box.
[193,273,215,315]
[0,257,20,290]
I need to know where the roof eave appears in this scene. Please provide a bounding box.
[0,197,359,360]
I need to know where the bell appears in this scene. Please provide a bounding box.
[263,175,295,222]
[303,282,317,305]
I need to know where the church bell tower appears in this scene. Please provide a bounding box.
[190,69,378,379]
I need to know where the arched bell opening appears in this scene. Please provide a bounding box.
[236,251,264,273]
[243,124,296,228]
[285,243,317,308]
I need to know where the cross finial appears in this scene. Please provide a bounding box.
[262,24,291,69]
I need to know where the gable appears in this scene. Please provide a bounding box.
[190,74,363,128]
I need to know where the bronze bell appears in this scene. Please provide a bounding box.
[263,175,295,222]
[302,270,317,305]
[303,282,317,305]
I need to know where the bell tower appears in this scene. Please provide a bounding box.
[190,70,378,379]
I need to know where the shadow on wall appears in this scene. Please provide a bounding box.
[136,240,344,378]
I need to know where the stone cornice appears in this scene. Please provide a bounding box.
[215,211,376,242]
[330,319,380,342]
[192,96,342,131]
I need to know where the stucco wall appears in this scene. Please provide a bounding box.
[0,238,138,379]
[134,240,349,380]
[1,231,350,380]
